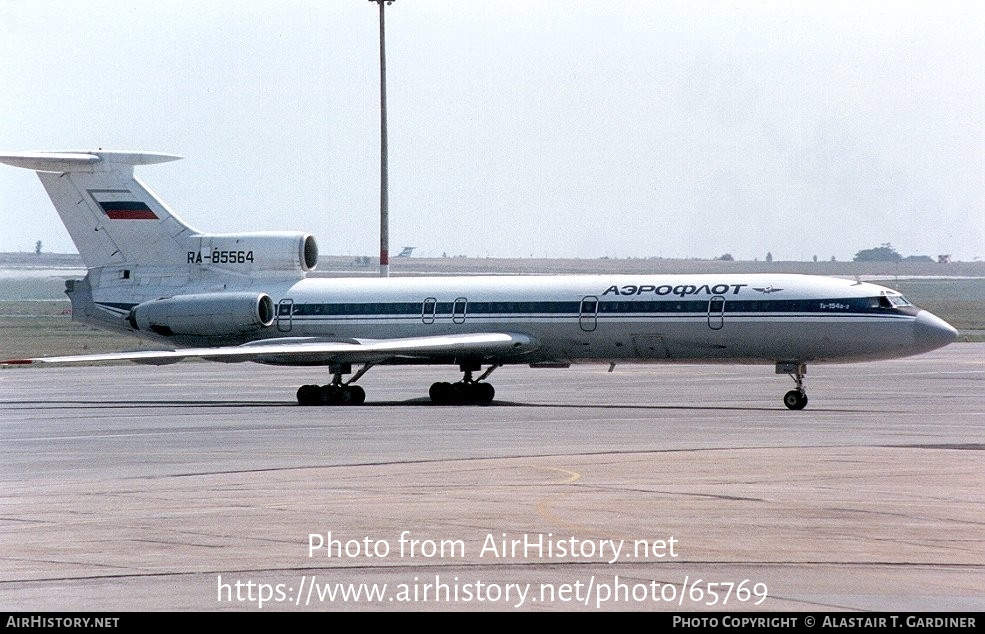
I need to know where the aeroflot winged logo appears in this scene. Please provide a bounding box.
[753,286,783,294]
[88,189,158,220]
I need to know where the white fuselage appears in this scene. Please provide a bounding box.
[81,272,955,366]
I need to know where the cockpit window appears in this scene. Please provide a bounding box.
[868,295,912,309]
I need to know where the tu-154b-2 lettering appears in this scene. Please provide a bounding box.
[0,151,957,409]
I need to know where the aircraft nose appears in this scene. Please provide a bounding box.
[913,310,958,353]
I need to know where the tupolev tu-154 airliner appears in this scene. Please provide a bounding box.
[0,150,958,409]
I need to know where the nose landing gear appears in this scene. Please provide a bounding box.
[777,362,808,410]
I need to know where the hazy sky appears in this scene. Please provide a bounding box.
[1,0,983,261]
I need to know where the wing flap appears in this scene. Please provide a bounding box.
[2,332,539,367]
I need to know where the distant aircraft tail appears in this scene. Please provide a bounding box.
[0,151,196,269]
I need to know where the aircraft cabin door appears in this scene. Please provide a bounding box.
[422,297,437,324]
[707,296,725,330]
[579,296,598,332]
[277,298,294,332]
[453,297,468,324]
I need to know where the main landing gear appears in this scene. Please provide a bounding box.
[777,362,808,410]
[429,364,500,405]
[295,362,500,406]
[297,363,371,406]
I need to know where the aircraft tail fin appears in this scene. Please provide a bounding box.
[0,151,197,269]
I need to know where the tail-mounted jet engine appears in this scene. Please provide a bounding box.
[190,232,318,275]
[127,292,276,337]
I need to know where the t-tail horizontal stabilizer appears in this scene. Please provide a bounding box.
[0,151,181,173]
[0,150,191,269]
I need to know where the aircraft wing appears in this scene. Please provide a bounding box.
[1,332,539,367]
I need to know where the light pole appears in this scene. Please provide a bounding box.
[369,0,393,278]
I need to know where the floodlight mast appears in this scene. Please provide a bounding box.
[370,0,394,277]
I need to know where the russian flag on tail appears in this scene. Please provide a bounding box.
[88,188,158,220]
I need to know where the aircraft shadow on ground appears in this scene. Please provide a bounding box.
[3,398,852,413]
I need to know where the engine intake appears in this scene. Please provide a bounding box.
[128,292,275,337]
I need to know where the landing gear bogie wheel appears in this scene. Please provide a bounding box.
[341,385,366,405]
[297,384,321,406]
[296,383,366,406]
[430,364,500,405]
[475,382,495,404]
[318,384,339,404]
[429,382,452,403]
[429,381,494,405]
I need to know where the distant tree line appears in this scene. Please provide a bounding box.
[853,243,934,262]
